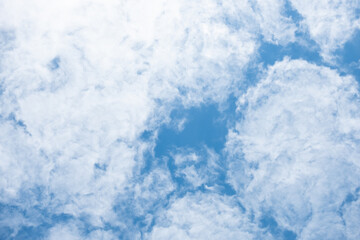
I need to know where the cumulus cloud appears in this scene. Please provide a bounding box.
[0,0,264,237]
[253,0,297,44]
[289,0,360,61]
[0,0,359,239]
[227,58,360,238]
[148,193,260,240]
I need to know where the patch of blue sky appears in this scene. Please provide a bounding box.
[7,112,26,128]
[344,187,360,204]
[154,93,238,154]
[3,112,31,135]
[142,103,226,190]
[154,104,228,157]
[256,0,327,70]
[251,3,325,90]
[0,226,12,240]
[131,97,239,234]
[283,2,360,85]
[152,97,237,184]
[258,27,360,87]
[0,201,75,240]
[339,187,360,218]
[260,214,297,240]
[283,0,303,24]
[258,37,322,68]
[335,30,360,83]
[48,56,61,71]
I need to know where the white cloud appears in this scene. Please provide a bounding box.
[290,0,360,61]
[1,0,358,238]
[47,223,82,240]
[132,166,175,216]
[173,151,199,166]
[148,193,259,240]
[0,121,49,203]
[177,165,205,188]
[227,58,360,238]
[342,197,360,240]
[47,222,119,240]
[87,229,118,240]
[171,147,222,189]
[0,0,260,234]
[253,0,297,44]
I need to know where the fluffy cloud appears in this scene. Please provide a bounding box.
[253,0,297,44]
[227,58,360,238]
[1,0,359,239]
[148,193,260,240]
[0,0,262,237]
[290,0,360,61]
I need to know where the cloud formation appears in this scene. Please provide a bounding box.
[0,0,359,239]
[227,59,360,239]
[148,193,259,240]
[290,0,360,61]
[0,0,259,237]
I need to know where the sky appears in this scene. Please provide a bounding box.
[0,0,360,239]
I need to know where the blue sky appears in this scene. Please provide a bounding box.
[1,0,360,239]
